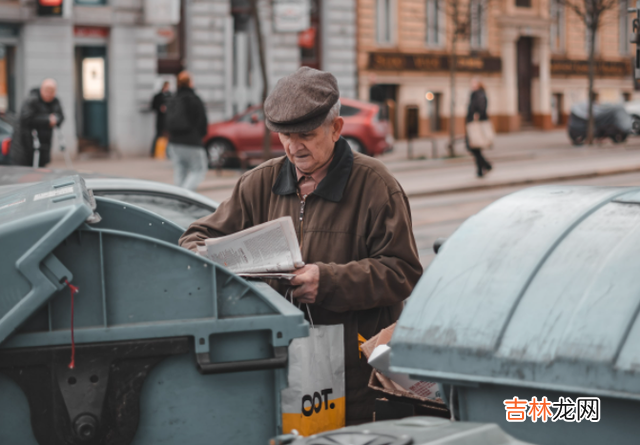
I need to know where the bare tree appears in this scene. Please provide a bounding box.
[441,0,491,157]
[250,0,272,162]
[560,0,618,144]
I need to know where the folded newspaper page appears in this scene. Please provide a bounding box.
[197,216,303,278]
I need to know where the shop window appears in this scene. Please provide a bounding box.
[376,0,396,45]
[157,0,185,74]
[620,0,631,55]
[550,0,565,53]
[515,0,531,6]
[300,0,321,69]
[0,44,16,114]
[425,0,445,47]
[75,0,107,4]
[469,0,487,49]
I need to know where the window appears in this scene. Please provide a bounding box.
[157,0,185,74]
[238,109,264,123]
[340,104,362,117]
[470,0,486,49]
[550,0,565,53]
[376,0,395,45]
[0,44,16,113]
[620,0,631,55]
[300,0,321,69]
[585,25,599,55]
[515,0,531,7]
[426,0,445,47]
[75,0,107,4]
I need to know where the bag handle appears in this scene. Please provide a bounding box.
[195,347,288,375]
[285,288,315,329]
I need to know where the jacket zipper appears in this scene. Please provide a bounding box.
[298,193,307,252]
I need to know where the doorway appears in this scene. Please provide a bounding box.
[517,37,533,123]
[0,44,16,114]
[370,83,399,138]
[75,46,108,152]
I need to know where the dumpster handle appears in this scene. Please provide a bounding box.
[196,346,288,375]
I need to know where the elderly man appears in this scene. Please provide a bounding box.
[179,67,422,424]
[10,78,64,167]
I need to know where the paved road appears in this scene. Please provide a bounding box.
[413,171,640,267]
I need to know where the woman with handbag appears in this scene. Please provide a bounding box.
[466,77,493,178]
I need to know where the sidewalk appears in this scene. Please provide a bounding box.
[49,130,640,201]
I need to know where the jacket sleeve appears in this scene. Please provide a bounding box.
[314,191,423,312]
[179,175,254,251]
[196,96,208,138]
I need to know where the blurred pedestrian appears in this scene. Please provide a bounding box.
[466,77,493,178]
[165,71,208,191]
[150,80,171,157]
[10,78,64,167]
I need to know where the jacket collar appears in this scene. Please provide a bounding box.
[272,137,353,202]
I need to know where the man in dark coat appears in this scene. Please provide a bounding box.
[150,81,171,157]
[10,79,64,167]
[165,71,208,190]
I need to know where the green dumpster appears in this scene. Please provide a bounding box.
[0,176,308,445]
[391,185,640,444]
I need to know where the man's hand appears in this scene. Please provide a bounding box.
[160,105,167,113]
[290,264,320,304]
[49,114,57,127]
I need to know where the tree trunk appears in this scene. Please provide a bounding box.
[448,35,457,158]
[251,0,272,161]
[586,21,596,145]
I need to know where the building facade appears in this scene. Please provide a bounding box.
[357,0,635,139]
[0,0,357,158]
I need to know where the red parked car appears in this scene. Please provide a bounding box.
[204,97,394,168]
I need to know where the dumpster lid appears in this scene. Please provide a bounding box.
[392,186,640,400]
[0,175,98,344]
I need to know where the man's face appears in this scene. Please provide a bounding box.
[40,83,56,103]
[278,117,344,174]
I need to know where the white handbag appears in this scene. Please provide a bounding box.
[466,120,495,149]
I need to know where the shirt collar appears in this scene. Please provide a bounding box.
[272,137,354,202]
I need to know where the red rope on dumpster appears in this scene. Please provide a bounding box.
[65,279,79,369]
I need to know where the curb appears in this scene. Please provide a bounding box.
[404,165,640,198]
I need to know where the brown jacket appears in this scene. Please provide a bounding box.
[179,138,422,422]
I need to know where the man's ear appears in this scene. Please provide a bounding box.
[332,117,344,142]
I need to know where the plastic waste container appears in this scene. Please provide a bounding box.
[0,176,308,445]
[272,416,535,444]
[391,186,640,445]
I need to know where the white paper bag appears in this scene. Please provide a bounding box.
[466,120,495,149]
[281,324,345,436]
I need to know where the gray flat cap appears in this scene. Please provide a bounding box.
[264,67,339,133]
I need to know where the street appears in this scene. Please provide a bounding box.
[51,129,640,267]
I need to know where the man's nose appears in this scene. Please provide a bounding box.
[288,138,305,153]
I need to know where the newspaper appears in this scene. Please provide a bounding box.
[197,216,303,279]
